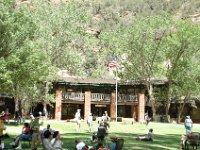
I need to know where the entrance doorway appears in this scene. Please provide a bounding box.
[62,104,84,119]
[91,104,110,117]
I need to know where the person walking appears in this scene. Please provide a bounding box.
[87,113,93,132]
[30,115,43,150]
[75,109,81,131]
[185,115,193,135]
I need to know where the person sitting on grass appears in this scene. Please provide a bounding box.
[108,137,118,150]
[10,123,31,149]
[95,141,109,150]
[43,130,57,150]
[41,124,54,143]
[136,128,154,141]
[75,139,85,150]
[43,124,54,133]
[92,122,107,142]
[51,131,63,150]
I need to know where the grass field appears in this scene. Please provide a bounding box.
[3,120,200,150]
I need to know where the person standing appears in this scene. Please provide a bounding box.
[5,108,10,124]
[75,109,81,131]
[185,115,193,135]
[0,118,6,149]
[30,116,43,150]
[144,113,151,126]
[87,113,93,132]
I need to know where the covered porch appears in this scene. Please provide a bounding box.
[54,78,146,122]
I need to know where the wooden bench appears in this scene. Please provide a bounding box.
[21,137,32,147]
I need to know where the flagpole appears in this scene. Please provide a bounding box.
[115,66,118,122]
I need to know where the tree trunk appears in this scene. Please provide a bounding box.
[177,108,182,124]
[177,96,188,124]
[165,85,171,123]
[165,102,171,122]
[43,81,49,118]
[150,96,156,121]
[15,98,19,112]
[147,83,156,121]
[43,103,48,118]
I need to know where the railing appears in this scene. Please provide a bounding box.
[62,92,138,102]
[91,93,110,101]
[62,92,85,101]
[118,94,138,102]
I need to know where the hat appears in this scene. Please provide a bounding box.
[186,116,190,119]
[30,114,35,119]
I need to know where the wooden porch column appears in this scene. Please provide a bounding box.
[84,91,91,120]
[138,90,145,122]
[55,88,62,120]
[131,105,137,121]
[110,92,116,119]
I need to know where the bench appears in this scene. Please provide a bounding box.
[21,137,32,147]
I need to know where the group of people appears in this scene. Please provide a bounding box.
[8,114,63,150]
[75,138,118,150]
[74,110,119,150]
[75,109,111,133]
[180,115,197,150]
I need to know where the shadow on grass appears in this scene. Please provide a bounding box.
[5,122,21,127]
[4,127,181,150]
[59,132,181,150]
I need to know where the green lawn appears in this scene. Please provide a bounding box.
[4,120,200,150]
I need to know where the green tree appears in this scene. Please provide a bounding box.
[162,20,200,122]
[116,16,173,120]
[0,0,50,114]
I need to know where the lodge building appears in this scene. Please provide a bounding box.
[53,78,167,122]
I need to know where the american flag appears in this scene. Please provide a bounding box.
[107,56,118,68]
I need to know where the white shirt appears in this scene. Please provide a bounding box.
[76,141,85,150]
[75,112,81,120]
[147,132,154,139]
[51,138,63,149]
[88,116,93,123]
[43,138,53,150]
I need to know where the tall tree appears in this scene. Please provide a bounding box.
[162,20,200,122]
[116,16,173,119]
[0,0,50,113]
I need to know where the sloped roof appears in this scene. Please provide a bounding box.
[56,77,168,86]
[58,77,115,84]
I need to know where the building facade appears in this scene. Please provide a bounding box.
[53,78,149,122]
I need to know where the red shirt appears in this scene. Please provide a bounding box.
[23,127,31,134]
